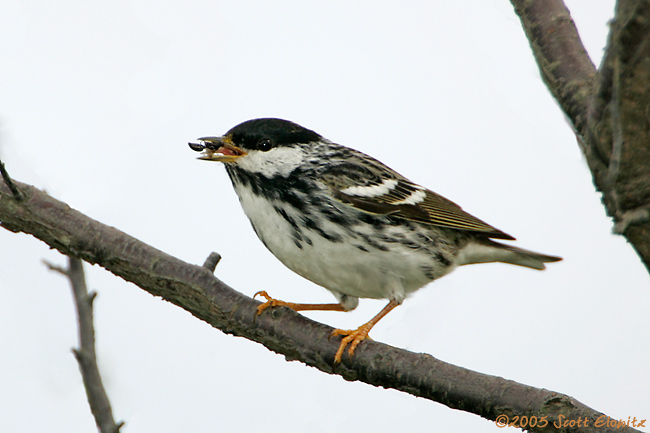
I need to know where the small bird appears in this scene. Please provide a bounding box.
[189,118,561,363]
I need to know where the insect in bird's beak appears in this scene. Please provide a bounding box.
[188,136,247,162]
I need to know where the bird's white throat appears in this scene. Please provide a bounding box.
[235,145,306,178]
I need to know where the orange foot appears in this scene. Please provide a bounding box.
[253,294,401,365]
[330,299,401,364]
[253,290,291,315]
[331,324,374,364]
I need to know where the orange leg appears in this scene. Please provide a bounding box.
[331,299,400,364]
[253,291,347,316]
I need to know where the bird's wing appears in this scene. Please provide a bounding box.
[318,157,514,240]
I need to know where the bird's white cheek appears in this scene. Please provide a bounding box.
[236,147,306,178]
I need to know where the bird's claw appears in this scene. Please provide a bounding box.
[330,325,373,364]
[253,291,298,315]
[253,290,277,315]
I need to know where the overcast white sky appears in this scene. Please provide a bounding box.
[1,1,647,432]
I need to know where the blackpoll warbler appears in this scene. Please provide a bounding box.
[190,118,561,363]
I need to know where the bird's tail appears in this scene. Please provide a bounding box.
[458,240,562,270]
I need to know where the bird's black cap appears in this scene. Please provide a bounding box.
[226,118,322,150]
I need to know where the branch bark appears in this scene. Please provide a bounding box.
[0,176,641,433]
[510,0,650,272]
[45,257,123,433]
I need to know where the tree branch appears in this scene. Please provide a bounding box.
[0,177,640,432]
[509,0,596,131]
[45,256,123,433]
[509,0,650,272]
[202,252,222,273]
[0,160,24,201]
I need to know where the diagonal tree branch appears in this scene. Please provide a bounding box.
[0,175,641,432]
[510,0,596,131]
[509,0,650,272]
[45,256,123,433]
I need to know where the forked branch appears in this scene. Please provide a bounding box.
[45,257,123,433]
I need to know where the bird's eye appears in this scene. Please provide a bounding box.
[257,139,273,152]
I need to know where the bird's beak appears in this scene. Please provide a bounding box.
[188,136,247,163]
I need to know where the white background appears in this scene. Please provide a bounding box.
[1,1,648,432]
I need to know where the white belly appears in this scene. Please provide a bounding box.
[233,185,453,302]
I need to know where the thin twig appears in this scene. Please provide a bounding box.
[202,252,222,273]
[0,160,24,201]
[45,257,123,433]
